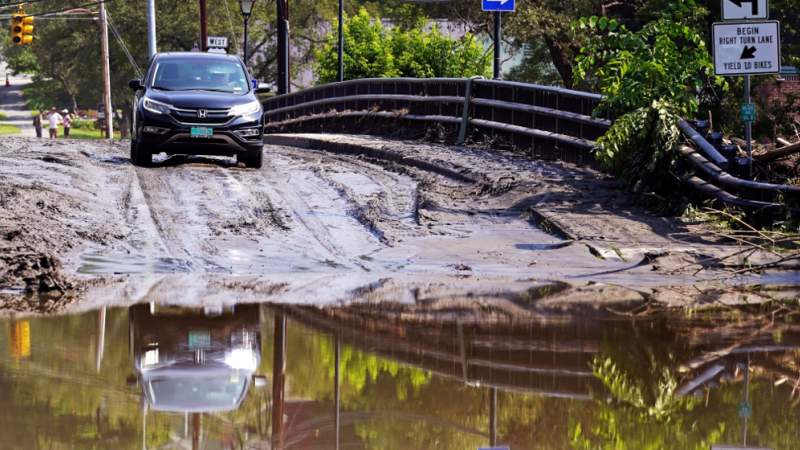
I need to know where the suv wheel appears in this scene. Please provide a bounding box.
[130,139,152,167]
[239,148,263,169]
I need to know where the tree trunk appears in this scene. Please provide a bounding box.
[544,36,574,89]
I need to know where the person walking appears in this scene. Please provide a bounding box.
[47,107,62,139]
[62,109,72,138]
[32,112,43,138]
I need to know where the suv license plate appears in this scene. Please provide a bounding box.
[190,127,213,138]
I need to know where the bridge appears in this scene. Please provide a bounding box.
[261,77,800,221]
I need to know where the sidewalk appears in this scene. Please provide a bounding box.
[0,62,36,137]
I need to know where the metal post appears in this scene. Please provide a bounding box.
[744,75,753,178]
[271,315,287,450]
[337,0,344,82]
[334,337,341,450]
[489,387,498,445]
[146,0,156,57]
[99,1,114,140]
[243,17,250,63]
[95,307,106,373]
[277,0,289,94]
[493,12,501,80]
[200,0,208,51]
[742,355,750,446]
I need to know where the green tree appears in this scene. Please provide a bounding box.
[315,8,398,82]
[314,8,491,84]
[572,1,726,198]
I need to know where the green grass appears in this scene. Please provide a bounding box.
[67,127,122,140]
[0,112,8,120]
[0,124,21,135]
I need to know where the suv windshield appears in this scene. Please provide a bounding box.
[151,57,249,94]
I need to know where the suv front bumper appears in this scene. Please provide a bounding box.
[136,110,263,156]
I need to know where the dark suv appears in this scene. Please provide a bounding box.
[128,52,266,168]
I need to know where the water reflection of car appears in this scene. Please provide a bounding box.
[129,303,263,413]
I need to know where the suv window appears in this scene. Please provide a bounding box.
[151,57,249,94]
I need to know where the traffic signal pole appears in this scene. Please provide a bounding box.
[99,0,113,140]
[199,0,208,51]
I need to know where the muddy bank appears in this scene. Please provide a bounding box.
[0,135,797,314]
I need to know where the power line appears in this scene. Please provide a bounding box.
[0,0,60,12]
[106,9,142,78]
[25,0,113,18]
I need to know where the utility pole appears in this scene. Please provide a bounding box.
[199,0,208,51]
[146,0,156,58]
[277,0,289,94]
[337,0,344,82]
[99,0,113,140]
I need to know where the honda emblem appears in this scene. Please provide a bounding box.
[197,109,208,119]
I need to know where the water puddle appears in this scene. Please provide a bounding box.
[1,303,799,448]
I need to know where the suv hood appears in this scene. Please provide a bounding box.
[147,89,256,110]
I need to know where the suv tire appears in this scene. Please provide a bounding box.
[130,139,152,167]
[239,148,263,169]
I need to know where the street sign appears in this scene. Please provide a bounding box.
[207,36,228,49]
[722,0,768,20]
[740,103,757,122]
[713,21,780,76]
[737,400,753,418]
[482,0,515,12]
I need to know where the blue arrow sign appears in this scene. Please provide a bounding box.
[482,0,515,12]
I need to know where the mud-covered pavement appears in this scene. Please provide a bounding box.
[0,135,797,313]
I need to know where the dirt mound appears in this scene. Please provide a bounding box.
[0,252,72,293]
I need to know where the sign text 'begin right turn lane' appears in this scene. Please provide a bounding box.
[713,21,780,76]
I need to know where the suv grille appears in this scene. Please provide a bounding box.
[171,107,232,125]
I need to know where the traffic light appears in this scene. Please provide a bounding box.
[11,13,34,46]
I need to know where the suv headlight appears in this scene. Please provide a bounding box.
[142,98,172,115]
[229,100,262,117]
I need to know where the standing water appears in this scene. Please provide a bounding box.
[1,302,798,449]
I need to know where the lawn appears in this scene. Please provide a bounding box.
[0,124,21,135]
[67,127,122,140]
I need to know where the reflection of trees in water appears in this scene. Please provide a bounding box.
[571,317,800,450]
[3,308,800,449]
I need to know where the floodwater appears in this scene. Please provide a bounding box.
[1,303,799,450]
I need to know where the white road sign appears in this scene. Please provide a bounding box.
[722,0,768,20]
[713,21,780,76]
[207,36,228,49]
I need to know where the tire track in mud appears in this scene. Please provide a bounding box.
[256,147,391,270]
[304,153,419,246]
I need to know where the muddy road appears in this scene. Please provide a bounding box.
[0,135,797,313]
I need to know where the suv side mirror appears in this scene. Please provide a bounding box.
[253,375,268,389]
[254,82,273,94]
[128,79,143,91]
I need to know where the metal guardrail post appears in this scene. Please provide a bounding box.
[457,77,480,145]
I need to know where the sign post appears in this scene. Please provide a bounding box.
[482,0,516,79]
[713,18,781,178]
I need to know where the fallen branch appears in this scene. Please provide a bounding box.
[755,140,800,163]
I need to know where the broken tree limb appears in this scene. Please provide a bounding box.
[755,140,800,163]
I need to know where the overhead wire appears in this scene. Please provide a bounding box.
[23,0,113,18]
[222,0,240,54]
[0,0,60,11]
[106,9,142,78]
